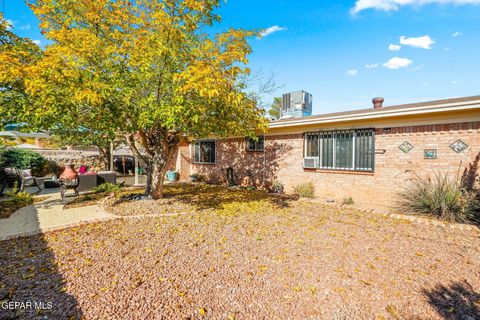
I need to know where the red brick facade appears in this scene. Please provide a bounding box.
[177,121,480,209]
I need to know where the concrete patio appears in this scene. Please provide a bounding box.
[0,188,112,240]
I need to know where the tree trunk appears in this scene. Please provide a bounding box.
[124,132,180,200]
[147,143,179,200]
[98,146,111,171]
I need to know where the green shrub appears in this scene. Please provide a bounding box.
[93,183,120,194]
[397,172,477,223]
[342,197,354,205]
[12,191,34,204]
[0,149,46,175]
[293,182,315,198]
[5,183,34,205]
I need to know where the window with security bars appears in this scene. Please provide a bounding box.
[246,136,264,152]
[304,129,375,171]
[193,140,216,164]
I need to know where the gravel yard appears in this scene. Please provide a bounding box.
[1,185,479,319]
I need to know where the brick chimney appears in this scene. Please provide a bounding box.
[372,97,384,110]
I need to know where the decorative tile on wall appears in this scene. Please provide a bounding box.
[424,149,437,159]
[450,140,468,153]
[399,141,414,153]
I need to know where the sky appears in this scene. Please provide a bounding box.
[3,0,480,114]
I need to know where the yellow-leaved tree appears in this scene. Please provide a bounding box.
[22,0,268,198]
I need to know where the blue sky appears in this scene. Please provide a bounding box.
[3,0,480,114]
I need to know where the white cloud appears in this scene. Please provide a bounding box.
[32,40,41,46]
[347,69,358,76]
[383,57,413,69]
[365,63,379,69]
[399,35,434,49]
[351,0,480,14]
[452,31,462,37]
[19,24,31,31]
[388,44,401,51]
[258,25,287,39]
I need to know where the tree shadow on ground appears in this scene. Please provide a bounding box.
[423,281,480,320]
[162,183,298,210]
[0,205,82,319]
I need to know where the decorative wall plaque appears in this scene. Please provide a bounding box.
[424,149,437,159]
[450,140,468,153]
[399,141,414,153]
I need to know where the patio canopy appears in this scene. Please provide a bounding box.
[0,130,50,139]
[14,143,41,149]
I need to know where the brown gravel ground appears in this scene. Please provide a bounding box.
[1,185,479,320]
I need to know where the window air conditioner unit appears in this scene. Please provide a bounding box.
[303,157,318,168]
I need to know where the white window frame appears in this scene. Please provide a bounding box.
[192,140,217,164]
[303,129,375,172]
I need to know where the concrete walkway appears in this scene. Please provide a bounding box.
[0,191,113,241]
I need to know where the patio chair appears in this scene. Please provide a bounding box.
[4,168,43,193]
[18,169,43,192]
[76,174,98,193]
[97,171,116,185]
[0,168,7,196]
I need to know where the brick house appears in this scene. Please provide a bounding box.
[175,96,480,209]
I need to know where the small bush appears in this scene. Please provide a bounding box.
[272,179,283,188]
[190,173,205,182]
[342,197,354,205]
[93,183,120,194]
[293,182,315,198]
[398,172,477,223]
[0,149,46,175]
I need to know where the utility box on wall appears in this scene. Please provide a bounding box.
[281,90,312,118]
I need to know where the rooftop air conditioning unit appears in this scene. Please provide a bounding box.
[303,157,318,169]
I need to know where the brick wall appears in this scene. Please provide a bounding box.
[180,121,480,210]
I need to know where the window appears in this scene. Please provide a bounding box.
[304,129,375,171]
[246,136,264,152]
[193,140,216,164]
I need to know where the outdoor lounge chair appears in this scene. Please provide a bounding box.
[3,168,43,193]
[76,174,98,193]
[97,171,116,185]
[0,168,7,196]
[17,169,43,192]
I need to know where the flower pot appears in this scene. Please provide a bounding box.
[273,185,284,194]
[60,164,78,180]
[166,171,178,182]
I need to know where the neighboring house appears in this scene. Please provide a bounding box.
[175,96,480,209]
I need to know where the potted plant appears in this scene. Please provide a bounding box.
[166,170,178,182]
[190,173,201,182]
[272,179,284,193]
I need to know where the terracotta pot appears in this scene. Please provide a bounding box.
[60,164,78,180]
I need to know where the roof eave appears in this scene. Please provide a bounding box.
[269,99,480,129]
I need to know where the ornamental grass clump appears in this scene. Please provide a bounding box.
[93,183,120,195]
[293,182,315,198]
[398,172,478,223]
